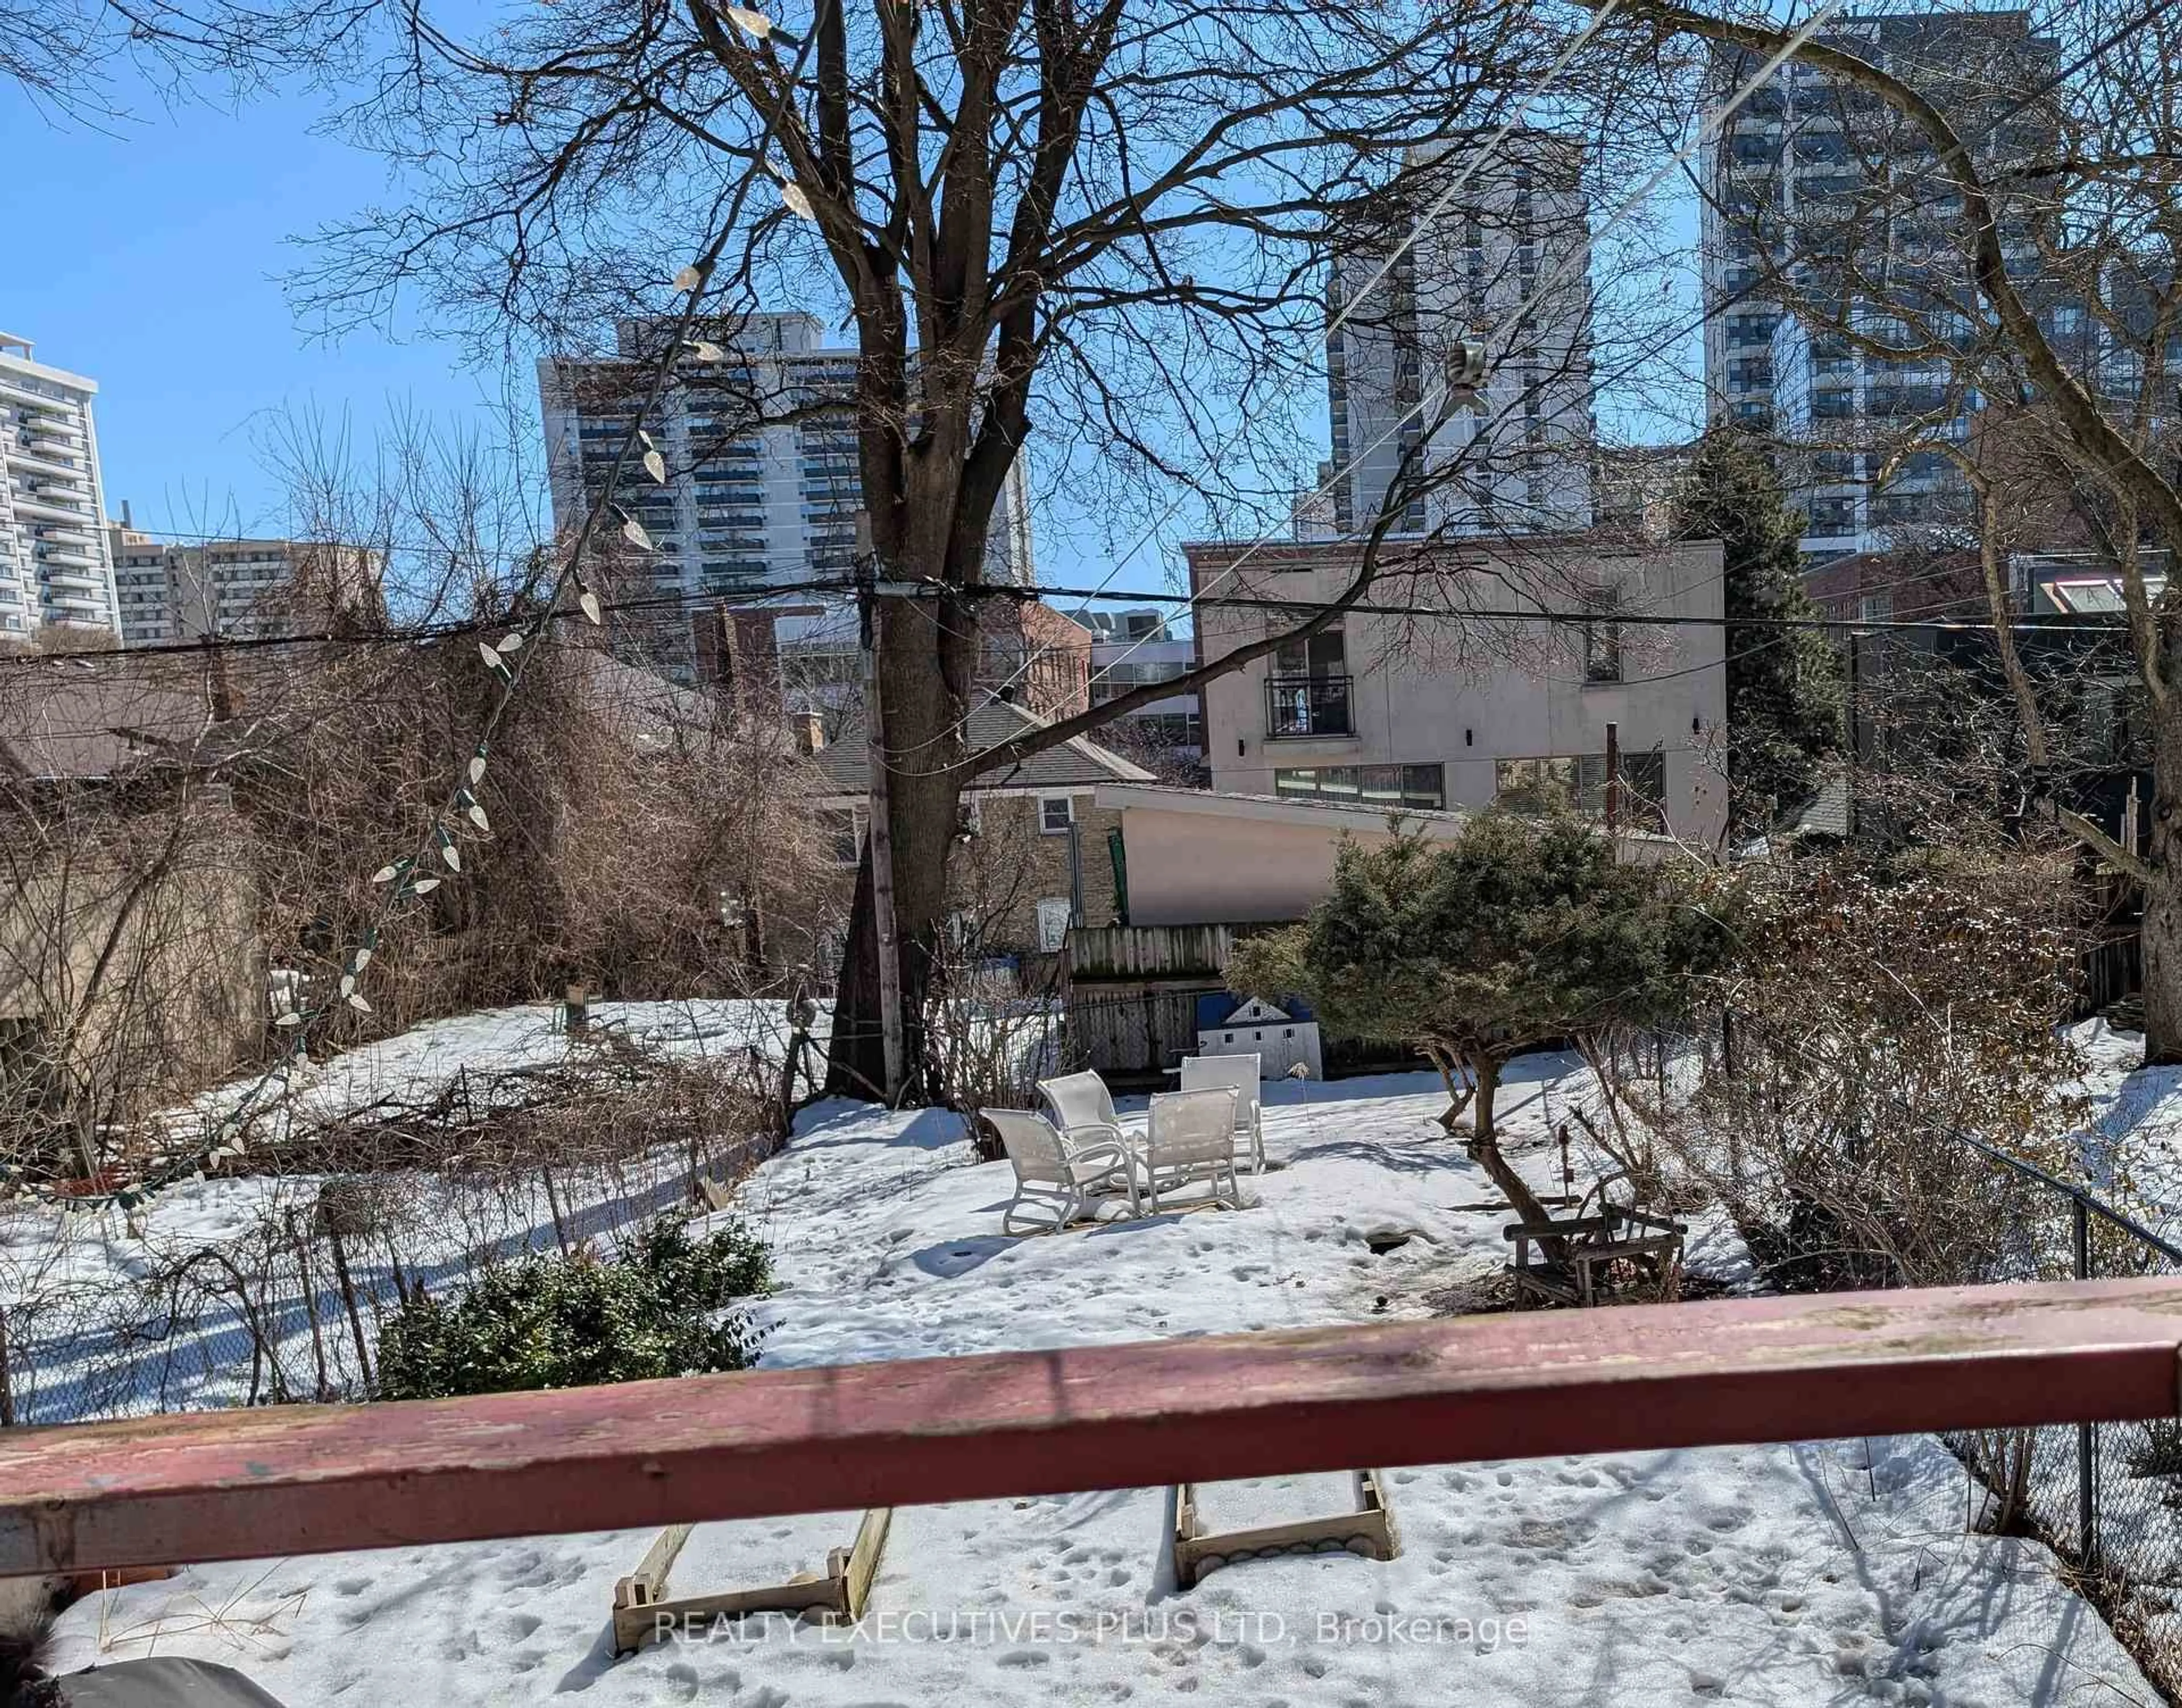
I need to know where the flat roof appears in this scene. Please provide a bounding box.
[0,341,99,393]
[1094,781,1470,834]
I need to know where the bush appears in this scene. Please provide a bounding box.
[374,1215,771,1399]
[1229,815,1729,1222]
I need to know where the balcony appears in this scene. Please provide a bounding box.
[1265,673,1354,739]
[9,445,79,478]
[11,491,92,525]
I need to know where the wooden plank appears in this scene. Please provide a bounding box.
[6,1278,2182,1576]
[613,1568,842,1653]
[622,1522,693,1603]
[840,1507,891,1621]
[613,1506,890,1652]
[1173,1469,1396,1588]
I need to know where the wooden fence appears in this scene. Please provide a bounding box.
[1061,988,1210,1081]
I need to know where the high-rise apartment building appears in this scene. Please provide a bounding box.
[106,525,382,647]
[1077,606,1204,771]
[1700,12,2061,555]
[0,335,119,639]
[1325,130,1596,539]
[539,314,1035,663]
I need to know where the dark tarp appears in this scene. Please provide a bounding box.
[59,1660,286,1708]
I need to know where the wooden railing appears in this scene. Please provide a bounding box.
[5,1277,2181,1576]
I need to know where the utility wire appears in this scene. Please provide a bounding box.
[0,578,860,670]
[928,578,2137,635]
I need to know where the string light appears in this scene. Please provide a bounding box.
[25,7,836,1210]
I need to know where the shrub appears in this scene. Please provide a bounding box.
[1673,844,2090,1293]
[1229,815,1730,1222]
[374,1215,771,1399]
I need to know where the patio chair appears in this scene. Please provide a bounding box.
[1179,1052,1265,1173]
[985,1107,1141,1234]
[1038,1070,1132,1151]
[1143,1087,1243,1213]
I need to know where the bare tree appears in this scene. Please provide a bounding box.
[285,0,1718,1094]
[1622,0,2182,1059]
[0,0,368,115]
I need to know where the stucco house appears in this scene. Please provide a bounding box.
[1186,533,1730,849]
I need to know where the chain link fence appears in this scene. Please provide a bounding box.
[1937,1131,2182,1697]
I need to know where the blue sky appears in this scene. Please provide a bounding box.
[0,72,1144,594]
[1,67,1698,605]
[0,77,525,543]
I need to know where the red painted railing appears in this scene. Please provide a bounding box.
[3,1277,2180,1576]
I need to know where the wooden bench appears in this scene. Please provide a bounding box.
[1504,1172,1687,1309]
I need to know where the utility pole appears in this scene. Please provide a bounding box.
[856,516,906,1103]
[1604,720,1621,844]
[718,607,769,977]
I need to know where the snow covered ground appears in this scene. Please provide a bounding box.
[44,1053,2156,1706]
[0,1001,824,1423]
[153,997,822,1155]
[2074,1017,2182,1229]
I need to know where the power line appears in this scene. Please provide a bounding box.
[0,579,862,671]
[967,578,2133,636]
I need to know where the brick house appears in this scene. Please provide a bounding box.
[809,699,1154,976]
[692,598,1093,730]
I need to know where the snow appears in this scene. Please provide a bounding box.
[152,998,821,1156]
[41,1048,2156,1705]
[2069,1018,2182,1229]
[0,1000,824,1423]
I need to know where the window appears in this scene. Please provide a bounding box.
[816,807,860,865]
[1494,753,1669,831]
[1806,497,1858,538]
[1274,625,1346,678]
[1583,590,1623,685]
[1036,898,1073,952]
[1273,764,1444,810]
[1040,795,1075,834]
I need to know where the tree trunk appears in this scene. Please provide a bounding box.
[1462,1053,1554,1228]
[2146,690,2182,1063]
[826,578,974,1101]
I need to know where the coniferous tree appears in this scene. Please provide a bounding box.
[1228,815,1729,1222]
[1673,428,1846,834]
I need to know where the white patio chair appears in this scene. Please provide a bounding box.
[1179,1052,1265,1173]
[1143,1087,1243,1214]
[1038,1070,1133,1151]
[985,1107,1141,1235]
